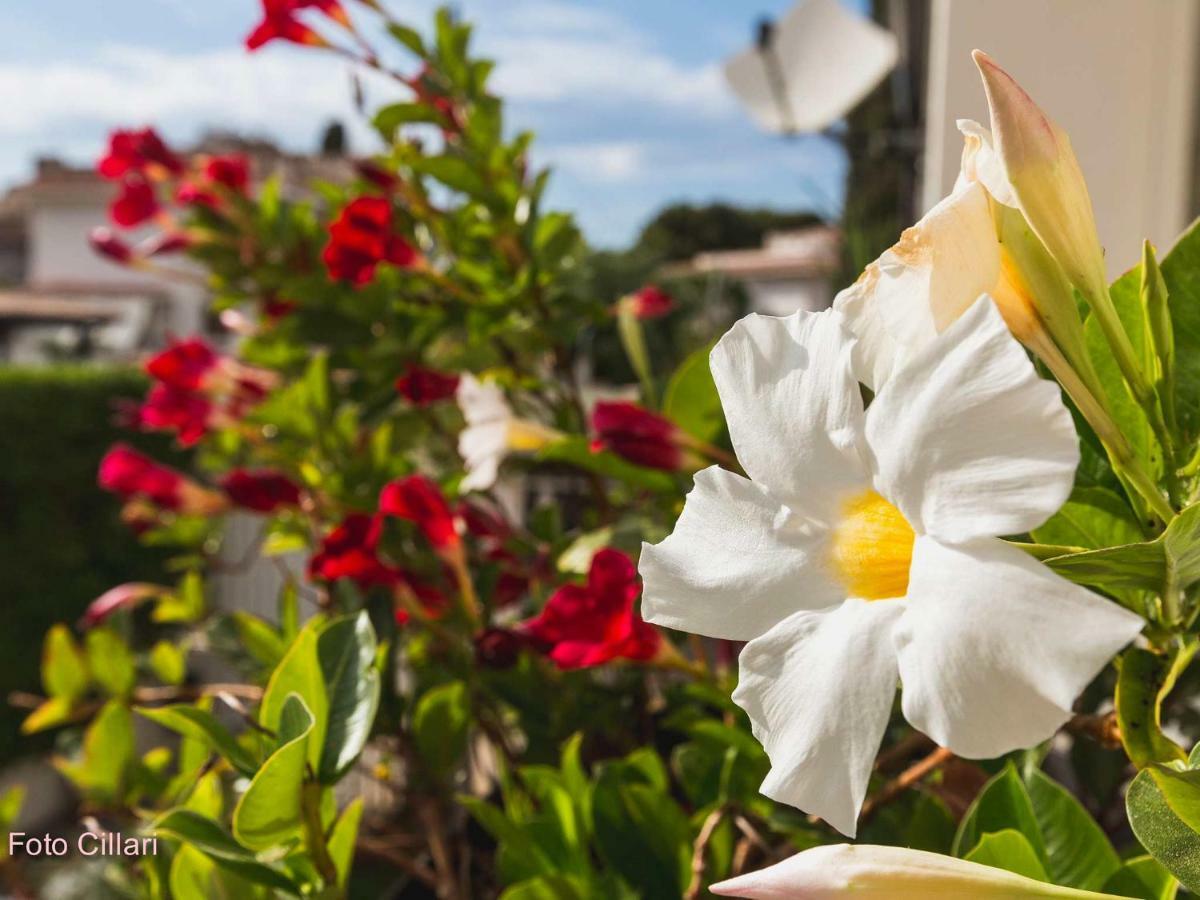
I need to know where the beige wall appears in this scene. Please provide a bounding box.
[923,0,1200,276]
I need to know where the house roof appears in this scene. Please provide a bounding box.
[670,226,842,281]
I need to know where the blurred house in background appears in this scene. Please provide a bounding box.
[0,134,350,365]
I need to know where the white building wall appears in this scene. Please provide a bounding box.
[923,0,1200,276]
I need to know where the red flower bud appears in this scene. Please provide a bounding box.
[204,154,251,193]
[379,475,460,552]
[220,469,302,513]
[81,582,169,629]
[263,296,300,320]
[322,196,419,286]
[474,628,528,669]
[97,128,182,180]
[139,232,192,256]
[626,285,674,320]
[591,401,684,471]
[110,177,160,228]
[175,181,219,209]
[98,443,225,515]
[355,160,400,191]
[395,365,460,407]
[521,549,660,669]
[89,227,135,264]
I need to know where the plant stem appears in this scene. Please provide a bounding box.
[301,781,341,892]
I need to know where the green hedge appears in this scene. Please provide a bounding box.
[0,366,175,762]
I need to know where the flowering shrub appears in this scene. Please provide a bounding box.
[11,6,1200,900]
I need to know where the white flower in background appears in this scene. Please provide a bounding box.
[710,844,1128,899]
[638,299,1142,836]
[457,375,558,492]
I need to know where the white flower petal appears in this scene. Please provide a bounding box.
[734,600,901,837]
[458,420,509,492]
[640,467,839,642]
[866,296,1079,541]
[710,309,867,510]
[712,843,1089,898]
[833,181,1000,390]
[956,118,1019,208]
[896,536,1143,759]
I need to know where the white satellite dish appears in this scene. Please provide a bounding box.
[724,0,900,135]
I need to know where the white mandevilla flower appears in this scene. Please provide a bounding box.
[456,375,558,492]
[710,844,1129,899]
[638,298,1143,836]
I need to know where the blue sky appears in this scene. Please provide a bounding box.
[0,0,857,246]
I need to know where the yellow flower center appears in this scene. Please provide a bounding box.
[828,490,915,601]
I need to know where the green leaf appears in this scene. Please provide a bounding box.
[233,694,314,850]
[260,618,327,772]
[1027,769,1120,889]
[1150,764,1200,833]
[1116,647,1187,768]
[135,704,259,777]
[317,612,380,782]
[85,627,136,697]
[963,829,1049,881]
[1127,767,1200,893]
[417,156,490,197]
[617,302,656,406]
[149,640,186,686]
[0,787,24,862]
[154,571,206,624]
[1102,855,1178,900]
[557,527,614,574]
[538,436,676,492]
[327,798,363,889]
[592,757,691,899]
[20,697,72,734]
[154,808,299,893]
[413,681,469,777]
[1157,217,1200,441]
[1044,501,1200,593]
[373,102,443,136]
[230,612,286,669]
[56,700,134,802]
[500,877,586,900]
[663,341,724,443]
[1032,486,1144,550]
[386,22,426,55]
[953,764,1046,866]
[41,624,87,701]
[1141,241,1178,443]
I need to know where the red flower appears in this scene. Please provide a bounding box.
[89,227,134,264]
[245,0,337,50]
[308,513,398,588]
[128,383,216,446]
[98,443,224,515]
[220,469,302,513]
[204,154,251,193]
[110,177,160,228]
[379,475,460,552]
[356,160,400,191]
[97,128,182,180]
[322,196,419,286]
[395,577,450,626]
[627,285,675,320]
[591,401,686,471]
[175,181,219,209]
[145,337,219,391]
[395,365,460,407]
[522,549,660,669]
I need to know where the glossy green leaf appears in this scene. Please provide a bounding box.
[260,619,327,772]
[1102,855,1178,900]
[1158,217,1200,441]
[1032,486,1144,550]
[1141,241,1179,442]
[1116,648,1187,767]
[327,798,363,889]
[663,341,724,442]
[317,612,380,782]
[41,624,87,701]
[538,436,676,491]
[230,612,286,669]
[135,704,259,777]
[149,640,186,686]
[413,681,469,777]
[85,627,135,697]
[962,829,1049,881]
[233,694,313,850]
[154,808,299,893]
[1027,769,1120,889]
[592,757,691,899]
[1150,764,1200,833]
[953,764,1047,865]
[1127,768,1200,893]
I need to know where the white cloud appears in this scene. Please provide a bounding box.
[542,141,647,182]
